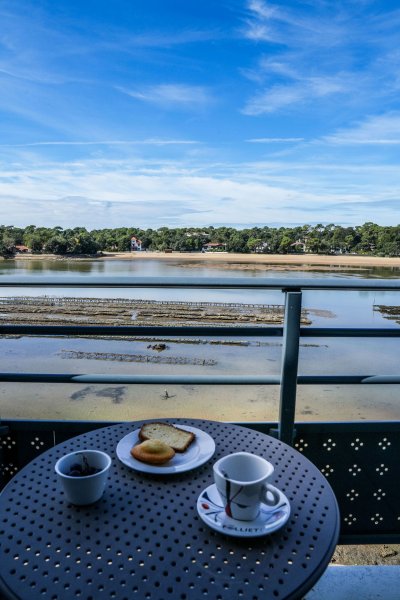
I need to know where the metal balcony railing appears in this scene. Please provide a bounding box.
[1,275,400,544]
[0,276,399,445]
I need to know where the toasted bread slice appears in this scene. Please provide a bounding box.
[139,422,195,452]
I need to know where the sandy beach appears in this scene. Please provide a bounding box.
[103,251,400,267]
[12,250,400,268]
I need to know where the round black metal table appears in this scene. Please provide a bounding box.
[0,419,339,600]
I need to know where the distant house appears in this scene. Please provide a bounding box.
[185,231,209,238]
[253,242,270,253]
[290,239,308,253]
[14,245,30,253]
[201,242,227,253]
[130,236,142,251]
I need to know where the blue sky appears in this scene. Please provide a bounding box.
[1,0,399,229]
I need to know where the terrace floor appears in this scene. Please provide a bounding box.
[332,543,399,565]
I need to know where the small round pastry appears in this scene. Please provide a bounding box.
[131,439,175,465]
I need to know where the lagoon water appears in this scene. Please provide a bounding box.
[1,256,400,327]
[1,256,399,422]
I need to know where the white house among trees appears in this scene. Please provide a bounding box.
[130,236,142,251]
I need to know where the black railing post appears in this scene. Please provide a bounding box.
[278,291,302,445]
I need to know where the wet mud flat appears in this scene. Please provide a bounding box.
[0,296,313,372]
[374,305,400,325]
[60,349,217,366]
[0,296,308,369]
[0,296,311,327]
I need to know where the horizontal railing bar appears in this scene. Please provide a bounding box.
[0,276,399,291]
[299,375,400,384]
[0,373,281,384]
[0,325,284,337]
[2,418,400,431]
[237,421,400,432]
[300,328,400,337]
[1,325,399,338]
[0,418,119,431]
[0,373,399,384]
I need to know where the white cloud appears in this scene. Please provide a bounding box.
[0,139,200,148]
[117,84,213,110]
[324,112,400,145]
[240,1,400,117]
[242,85,303,115]
[0,151,399,229]
[243,0,347,46]
[244,1,297,42]
[242,76,346,115]
[257,58,300,80]
[247,0,279,21]
[247,137,304,143]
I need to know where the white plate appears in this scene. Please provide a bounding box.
[197,483,290,538]
[116,425,215,474]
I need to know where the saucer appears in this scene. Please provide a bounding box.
[197,484,290,538]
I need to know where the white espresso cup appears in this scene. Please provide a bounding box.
[213,452,280,521]
[55,450,111,506]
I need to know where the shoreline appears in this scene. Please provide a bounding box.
[10,251,400,268]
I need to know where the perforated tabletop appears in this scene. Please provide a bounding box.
[0,419,339,600]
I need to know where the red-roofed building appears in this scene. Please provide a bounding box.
[14,245,30,253]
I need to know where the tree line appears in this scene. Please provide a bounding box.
[0,222,399,257]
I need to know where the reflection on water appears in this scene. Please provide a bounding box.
[0,258,98,274]
[2,257,400,279]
